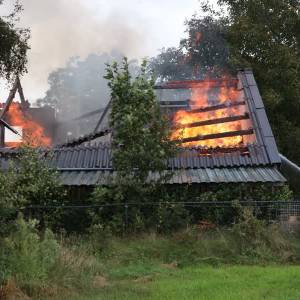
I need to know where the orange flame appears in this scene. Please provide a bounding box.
[4,103,51,148]
[170,79,254,148]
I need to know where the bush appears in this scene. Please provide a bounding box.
[230,207,294,263]
[0,147,66,234]
[0,215,59,289]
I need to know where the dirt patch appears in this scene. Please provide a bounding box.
[93,276,109,288]
[0,280,31,300]
[161,262,178,270]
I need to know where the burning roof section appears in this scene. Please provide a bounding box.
[156,69,281,165]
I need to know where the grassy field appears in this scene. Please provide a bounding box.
[72,266,300,300]
[3,218,300,300]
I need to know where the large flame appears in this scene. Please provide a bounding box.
[4,103,52,148]
[170,79,254,148]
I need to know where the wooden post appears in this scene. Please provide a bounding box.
[0,124,5,147]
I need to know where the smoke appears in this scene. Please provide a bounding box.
[1,0,153,101]
[0,0,202,103]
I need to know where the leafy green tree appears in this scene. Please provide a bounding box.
[90,58,176,233]
[106,58,176,181]
[149,47,194,81]
[0,1,30,80]
[150,8,231,80]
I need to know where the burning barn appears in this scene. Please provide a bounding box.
[26,69,288,186]
[1,69,296,193]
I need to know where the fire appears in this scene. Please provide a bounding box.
[170,79,254,148]
[4,102,51,148]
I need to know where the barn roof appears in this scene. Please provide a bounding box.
[0,69,286,185]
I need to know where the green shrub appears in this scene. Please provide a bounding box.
[0,215,59,287]
[230,207,294,262]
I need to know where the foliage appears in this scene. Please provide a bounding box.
[0,214,59,287]
[0,147,66,233]
[0,216,299,299]
[149,47,194,81]
[105,57,176,181]
[89,182,292,234]
[0,216,103,299]
[89,58,176,233]
[149,4,231,80]
[231,206,292,261]
[0,1,30,81]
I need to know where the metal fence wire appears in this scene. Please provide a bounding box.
[23,200,300,232]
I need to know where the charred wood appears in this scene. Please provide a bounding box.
[176,129,254,143]
[174,113,250,129]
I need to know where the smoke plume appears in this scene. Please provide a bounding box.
[1,0,152,101]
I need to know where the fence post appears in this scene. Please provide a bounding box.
[124,203,129,233]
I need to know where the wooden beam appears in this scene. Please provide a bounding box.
[190,146,249,155]
[154,79,238,90]
[0,125,4,148]
[0,119,20,135]
[16,76,28,108]
[0,79,18,119]
[188,101,246,114]
[94,100,111,133]
[174,113,250,129]
[57,128,111,148]
[176,129,254,144]
[159,100,189,106]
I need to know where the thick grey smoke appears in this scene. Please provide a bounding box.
[1,0,152,101]
[0,0,201,102]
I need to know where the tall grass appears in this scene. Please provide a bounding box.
[0,210,298,299]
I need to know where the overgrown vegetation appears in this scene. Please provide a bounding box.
[0,148,297,299]
[1,211,300,299]
[1,0,300,299]
[0,147,66,234]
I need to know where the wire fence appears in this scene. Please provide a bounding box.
[20,200,300,232]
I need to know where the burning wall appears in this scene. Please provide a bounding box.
[1,103,55,148]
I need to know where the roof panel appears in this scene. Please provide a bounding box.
[57,167,285,186]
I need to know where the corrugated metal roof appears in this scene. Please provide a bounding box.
[29,143,269,170]
[0,69,285,185]
[58,166,286,186]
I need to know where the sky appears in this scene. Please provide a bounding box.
[0,0,203,103]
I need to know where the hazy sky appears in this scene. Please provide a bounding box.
[0,0,203,102]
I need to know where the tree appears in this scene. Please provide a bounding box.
[90,58,176,233]
[180,14,231,77]
[220,0,300,163]
[0,1,30,81]
[150,8,231,81]
[149,47,194,81]
[106,58,176,181]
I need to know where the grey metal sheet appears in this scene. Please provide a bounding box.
[256,109,274,137]
[264,137,281,164]
[244,71,257,86]
[249,86,264,109]
[58,166,285,186]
